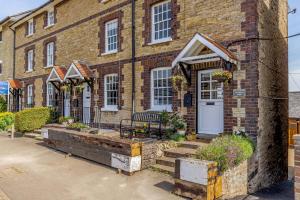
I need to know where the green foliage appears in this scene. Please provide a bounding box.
[170,133,186,142]
[15,107,51,133]
[170,114,187,130]
[160,111,171,127]
[68,123,88,129]
[58,116,74,124]
[0,96,7,112]
[195,134,254,173]
[0,112,14,131]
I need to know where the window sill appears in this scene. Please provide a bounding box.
[26,70,33,73]
[44,65,54,69]
[148,38,172,46]
[101,107,119,112]
[26,34,33,38]
[101,51,118,56]
[44,24,55,30]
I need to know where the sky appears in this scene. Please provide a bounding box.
[0,0,299,91]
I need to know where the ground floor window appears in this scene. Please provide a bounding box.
[27,84,33,106]
[151,67,172,111]
[104,74,119,110]
[47,83,55,107]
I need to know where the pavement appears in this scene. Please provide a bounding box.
[0,134,295,200]
[0,135,183,200]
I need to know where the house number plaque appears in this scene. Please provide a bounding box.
[233,89,246,98]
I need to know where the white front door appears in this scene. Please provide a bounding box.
[64,91,71,117]
[82,83,91,124]
[198,70,224,135]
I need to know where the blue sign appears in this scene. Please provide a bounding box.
[0,81,9,95]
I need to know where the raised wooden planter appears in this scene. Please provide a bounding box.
[174,158,248,200]
[42,128,142,173]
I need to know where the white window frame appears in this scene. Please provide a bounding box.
[103,73,119,111]
[27,85,33,105]
[151,67,173,112]
[47,83,55,107]
[27,50,34,72]
[199,69,224,101]
[105,19,118,54]
[47,11,55,26]
[151,0,172,44]
[46,42,54,67]
[28,20,34,36]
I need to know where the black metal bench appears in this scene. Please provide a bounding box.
[120,112,162,138]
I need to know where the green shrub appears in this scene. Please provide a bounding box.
[0,112,14,131]
[195,134,254,173]
[58,116,74,124]
[15,107,51,132]
[68,123,88,129]
[170,133,186,142]
[0,97,7,112]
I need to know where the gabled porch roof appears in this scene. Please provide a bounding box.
[47,66,67,83]
[64,61,94,81]
[8,79,22,89]
[172,33,238,68]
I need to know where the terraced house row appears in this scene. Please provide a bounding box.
[0,0,288,192]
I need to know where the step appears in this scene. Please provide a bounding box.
[164,147,197,158]
[178,141,204,149]
[150,164,174,176]
[156,157,176,167]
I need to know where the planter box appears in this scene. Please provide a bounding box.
[174,158,248,200]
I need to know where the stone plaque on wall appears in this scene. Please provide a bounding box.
[233,70,246,81]
[232,108,246,118]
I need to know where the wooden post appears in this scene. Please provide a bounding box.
[11,124,15,139]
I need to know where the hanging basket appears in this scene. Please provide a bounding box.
[212,71,232,84]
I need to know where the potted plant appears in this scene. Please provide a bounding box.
[212,71,232,85]
[133,123,149,138]
[186,132,197,141]
[170,114,187,136]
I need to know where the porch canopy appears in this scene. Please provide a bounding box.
[63,61,94,87]
[47,66,67,90]
[172,33,238,84]
[8,79,22,90]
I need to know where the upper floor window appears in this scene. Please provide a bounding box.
[28,20,34,36]
[27,50,34,72]
[151,1,172,43]
[104,74,119,110]
[47,83,55,107]
[105,19,118,53]
[47,11,55,26]
[27,84,33,106]
[46,42,54,67]
[151,67,172,111]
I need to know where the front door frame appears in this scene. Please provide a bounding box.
[197,69,224,135]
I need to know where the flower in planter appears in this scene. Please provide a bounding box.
[75,84,85,93]
[212,71,233,85]
[61,84,71,92]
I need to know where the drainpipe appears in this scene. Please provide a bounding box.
[9,26,16,79]
[131,0,136,114]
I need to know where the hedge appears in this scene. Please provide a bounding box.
[0,112,14,131]
[195,134,254,173]
[15,107,51,133]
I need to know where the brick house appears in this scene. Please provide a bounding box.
[0,11,32,82]
[5,0,288,193]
